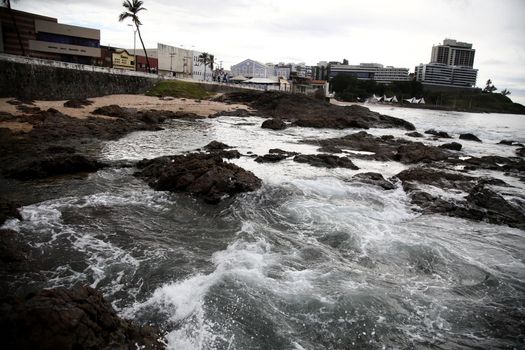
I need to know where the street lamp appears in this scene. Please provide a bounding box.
[169,50,176,77]
[127,24,136,70]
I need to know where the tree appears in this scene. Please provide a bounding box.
[198,52,214,81]
[501,89,511,96]
[2,0,25,56]
[342,58,349,65]
[483,79,497,93]
[119,0,151,72]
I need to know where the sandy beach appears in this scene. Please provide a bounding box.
[0,94,251,131]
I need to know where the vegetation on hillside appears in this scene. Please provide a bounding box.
[331,74,525,114]
[146,80,213,99]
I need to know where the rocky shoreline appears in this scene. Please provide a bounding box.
[1,91,524,347]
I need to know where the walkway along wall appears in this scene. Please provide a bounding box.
[0,54,161,100]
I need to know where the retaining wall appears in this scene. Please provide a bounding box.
[0,54,161,100]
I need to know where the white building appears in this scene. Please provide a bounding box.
[415,63,478,88]
[431,38,475,67]
[144,43,192,77]
[230,59,275,79]
[329,63,409,84]
[192,50,212,81]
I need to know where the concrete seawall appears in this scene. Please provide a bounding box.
[0,54,160,100]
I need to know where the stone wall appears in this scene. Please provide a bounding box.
[0,54,160,100]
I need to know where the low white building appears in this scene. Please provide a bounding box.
[230,59,275,79]
[415,63,477,88]
[329,63,409,84]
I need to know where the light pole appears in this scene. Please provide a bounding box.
[127,24,136,70]
[169,50,176,77]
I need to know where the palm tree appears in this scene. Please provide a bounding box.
[2,0,25,56]
[198,52,214,81]
[118,0,150,72]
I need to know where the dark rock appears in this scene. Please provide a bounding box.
[466,185,525,229]
[0,201,22,226]
[204,141,231,150]
[269,148,299,156]
[459,133,482,142]
[0,285,164,349]
[46,145,77,154]
[425,129,452,138]
[0,229,31,273]
[499,140,524,147]
[16,105,41,114]
[208,109,252,118]
[63,98,94,109]
[255,154,288,163]
[7,98,34,106]
[294,154,359,169]
[395,143,450,164]
[6,154,105,180]
[517,148,525,157]
[213,150,241,159]
[92,104,135,118]
[352,172,395,190]
[136,153,262,203]
[318,145,343,153]
[261,118,286,130]
[451,155,525,173]
[439,142,462,151]
[214,91,415,130]
[405,131,424,138]
[396,167,478,192]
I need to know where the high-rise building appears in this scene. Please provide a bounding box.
[416,38,478,88]
[431,39,475,67]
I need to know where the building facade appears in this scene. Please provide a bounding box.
[431,38,475,67]
[112,49,134,70]
[192,50,212,81]
[417,38,478,88]
[230,59,274,79]
[329,63,409,84]
[0,8,100,64]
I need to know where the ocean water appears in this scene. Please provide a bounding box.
[3,106,525,349]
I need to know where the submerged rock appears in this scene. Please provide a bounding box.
[293,154,359,169]
[405,131,424,138]
[204,141,231,150]
[318,145,344,153]
[0,286,164,349]
[254,153,288,163]
[136,153,261,203]
[459,133,482,142]
[395,143,450,164]
[0,200,21,225]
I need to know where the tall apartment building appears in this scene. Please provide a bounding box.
[329,63,409,84]
[416,38,478,88]
[431,39,475,67]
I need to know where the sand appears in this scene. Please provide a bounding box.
[0,94,251,131]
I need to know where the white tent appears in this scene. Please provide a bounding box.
[418,98,426,104]
[230,75,248,82]
[392,96,398,103]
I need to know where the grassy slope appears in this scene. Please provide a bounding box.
[145,80,213,99]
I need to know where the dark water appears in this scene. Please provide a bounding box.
[3,111,525,349]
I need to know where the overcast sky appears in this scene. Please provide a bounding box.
[13,0,525,104]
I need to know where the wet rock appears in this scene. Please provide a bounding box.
[269,148,299,156]
[405,131,424,138]
[215,91,416,130]
[0,285,164,349]
[395,142,450,164]
[318,145,343,153]
[466,185,525,229]
[92,104,135,118]
[499,140,524,147]
[16,104,41,114]
[213,150,241,159]
[136,153,262,203]
[261,118,286,130]
[396,167,478,192]
[352,172,395,190]
[5,154,105,180]
[46,145,77,154]
[63,98,94,109]
[204,141,231,150]
[293,154,359,169]
[439,142,462,151]
[459,133,482,142]
[424,129,452,138]
[451,155,525,173]
[0,229,31,273]
[517,148,525,157]
[255,153,288,163]
[208,109,253,118]
[0,201,22,226]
